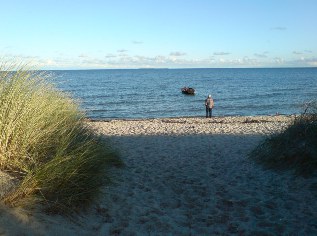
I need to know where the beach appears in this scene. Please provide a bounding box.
[1,115,317,235]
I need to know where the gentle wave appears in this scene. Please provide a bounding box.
[52,68,317,119]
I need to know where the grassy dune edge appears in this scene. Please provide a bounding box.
[250,102,317,176]
[0,63,121,213]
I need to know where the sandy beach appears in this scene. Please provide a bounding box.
[1,115,317,235]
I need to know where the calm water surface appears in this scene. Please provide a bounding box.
[52,68,317,120]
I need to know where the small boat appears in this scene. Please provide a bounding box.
[181,87,195,95]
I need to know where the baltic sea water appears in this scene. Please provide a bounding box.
[52,68,317,120]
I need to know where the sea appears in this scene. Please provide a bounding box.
[51,68,317,120]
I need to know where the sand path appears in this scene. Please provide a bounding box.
[1,116,316,235]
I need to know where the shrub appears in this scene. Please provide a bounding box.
[0,63,121,213]
[250,102,317,176]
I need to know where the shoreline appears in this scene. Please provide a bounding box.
[86,114,296,122]
[86,114,295,137]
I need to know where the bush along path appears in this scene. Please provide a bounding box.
[250,102,317,177]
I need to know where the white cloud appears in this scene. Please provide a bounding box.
[118,53,129,57]
[293,50,313,55]
[105,54,117,58]
[310,61,317,66]
[2,51,317,69]
[213,52,231,56]
[78,53,89,58]
[254,53,268,58]
[117,49,128,53]
[132,40,143,44]
[293,51,304,55]
[169,51,186,57]
[273,57,284,64]
[288,57,317,67]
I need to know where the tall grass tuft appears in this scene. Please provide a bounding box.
[0,62,121,212]
[250,102,317,176]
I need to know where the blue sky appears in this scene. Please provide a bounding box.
[1,0,317,69]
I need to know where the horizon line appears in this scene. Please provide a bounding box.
[42,66,317,71]
[39,66,317,71]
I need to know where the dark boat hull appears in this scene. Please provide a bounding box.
[181,87,195,95]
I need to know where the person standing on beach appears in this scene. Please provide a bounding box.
[205,94,214,118]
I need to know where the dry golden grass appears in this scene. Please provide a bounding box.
[0,62,121,213]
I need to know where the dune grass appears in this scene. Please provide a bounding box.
[250,102,317,176]
[0,63,121,213]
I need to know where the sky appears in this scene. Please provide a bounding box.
[1,0,317,69]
